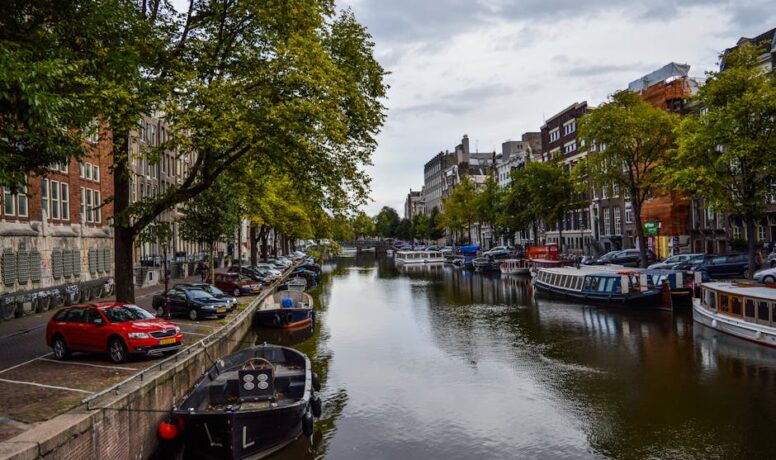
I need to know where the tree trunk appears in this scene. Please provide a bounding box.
[249,225,258,265]
[113,131,135,302]
[260,225,269,260]
[272,230,277,257]
[209,241,215,284]
[532,221,539,246]
[558,222,564,255]
[632,198,648,268]
[746,215,757,279]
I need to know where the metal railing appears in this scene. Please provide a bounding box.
[81,262,301,410]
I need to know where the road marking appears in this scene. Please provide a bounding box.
[0,353,52,375]
[38,358,136,372]
[0,377,93,394]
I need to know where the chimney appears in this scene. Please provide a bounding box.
[462,134,470,155]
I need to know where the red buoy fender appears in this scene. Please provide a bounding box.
[158,420,179,440]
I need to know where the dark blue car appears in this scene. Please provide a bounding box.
[691,253,749,279]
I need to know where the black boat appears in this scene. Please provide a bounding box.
[472,256,500,272]
[253,291,315,329]
[172,344,322,460]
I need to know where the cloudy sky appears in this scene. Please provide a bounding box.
[335,0,776,216]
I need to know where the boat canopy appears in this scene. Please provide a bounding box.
[459,245,480,255]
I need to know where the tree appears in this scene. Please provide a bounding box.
[0,0,162,188]
[110,4,386,301]
[440,177,478,243]
[475,176,503,249]
[351,211,375,239]
[375,206,401,238]
[501,167,540,245]
[412,213,431,241]
[428,206,445,242]
[578,90,679,267]
[178,178,240,284]
[665,43,776,277]
[396,218,413,241]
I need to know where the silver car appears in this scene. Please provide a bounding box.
[754,266,776,283]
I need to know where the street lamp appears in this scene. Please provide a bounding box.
[162,242,171,319]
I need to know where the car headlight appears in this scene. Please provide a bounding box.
[128,332,150,339]
[174,327,181,334]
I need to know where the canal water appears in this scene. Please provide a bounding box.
[250,255,776,460]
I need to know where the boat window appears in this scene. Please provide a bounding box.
[606,278,617,293]
[565,276,573,288]
[731,297,742,316]
[597,278,608,293]
[745,298,755,318]
[583,277,591,290]
[704,289,717,311]
[719,294,729,313]
[560,275,568,288]
[576,277,583,290]
[758,301,769,321]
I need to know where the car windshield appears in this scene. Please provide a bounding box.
[103,305,155,323]
[187,289,214,299]
[202,285,224,296]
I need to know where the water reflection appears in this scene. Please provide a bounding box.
[175,255,776,459]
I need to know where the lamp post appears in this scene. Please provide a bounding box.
[162,242,170,319]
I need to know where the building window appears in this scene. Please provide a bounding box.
[3,187,15,216]
[51,180,60,219]
[60,183,69,221]
[79,162,85,178]
[94,190,101,223]
[705,207,714,228]
[603,207,611,236]
[86,163,92,180]
[614,207,622,235]
[758,226,766,242]
[625,203,633,224]
[17,186,28,217]
[563,141,576,155]
[93,165,100,182]
[563,120,576,135]
[732,226,741,239]
[42,179,49,218]
[716,212,725,230]
[549,128,560,142]
[612,184,619,197]
[80,187,85,221]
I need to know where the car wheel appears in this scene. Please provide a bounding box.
[188,308,199,321]
[108,338,128,364]
[765,276,776,284]
[52,336,71,360]
[156,306,165,317]
[233,288,240,297]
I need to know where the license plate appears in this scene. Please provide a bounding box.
[159,338,176,346]
[217,308,226,313]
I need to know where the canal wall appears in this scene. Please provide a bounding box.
[0,270,295,460]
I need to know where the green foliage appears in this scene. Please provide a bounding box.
[375,206,401,238]
[665,43,776,276]
[178,178,240,248]
[428,206,445,241]
[351,211,376,239]
[396,218,413,241]
[578,89,679,265]
[412,213,431,241]
[475,176,504,239]
[438,177,478,242]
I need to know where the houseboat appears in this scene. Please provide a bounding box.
[172,344,322,459]
[693,282,776,347]
[533,266,669,309]
[529,258,576,277]
[395,251,445,265]
[500,258,530,275]
[253,291,314,329]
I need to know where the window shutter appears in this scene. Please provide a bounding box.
[71,250,81,277]
[63,250,73,277]
[30,250,41,282]
[89,249,98,274]
[96,248,104,273]
[2,249,16,285]
[52,250,63,279]
[16,251,29,284]
[102,248,112,273]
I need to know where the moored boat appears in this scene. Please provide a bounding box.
[172,344,322,460]
[472,256,500,272]
[533,266,669,309]
[253,291,314,329]
[395,250,445,265]
[500,258,530,275]
[694,282,776,347]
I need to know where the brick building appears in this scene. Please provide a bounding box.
[0,128,115,319]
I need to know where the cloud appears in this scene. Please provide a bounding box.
[392,83,514,120]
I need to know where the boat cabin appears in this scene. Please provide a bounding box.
[699,283,776,327]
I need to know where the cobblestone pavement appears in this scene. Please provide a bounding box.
[0,273,258,442]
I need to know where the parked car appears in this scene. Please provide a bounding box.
[265,258,290,269]
[767,252,776,268]
[214,272,263,296]
[46,302,184,363]
[648,253,705,270]
[609,249,657,267]
[754,266,776,283]
[174,283,237,312]
[672,253,708,271]
[691,253,749,279]
[483,246,514,260]
[227,265,268,283]
[585,250,623,265]
[254,263,283,277]
[153,287,231,320]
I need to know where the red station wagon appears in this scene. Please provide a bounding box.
[46,302,184,363]
[214,272,262,296]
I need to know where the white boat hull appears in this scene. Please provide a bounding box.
[693,298,776,347]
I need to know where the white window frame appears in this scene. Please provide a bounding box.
[60,183,69,221]
[614,207,622,235]
[93,165,100,183]
[42,179,49,218]
[86,163,92,180]
[17,186,28,217]
[3,187,16,216]
[94,190,101,223]
[86,189,93,223]
[51,180,60,219]
[80,187,86,222]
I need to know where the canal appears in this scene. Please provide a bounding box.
[251,255,776,460]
